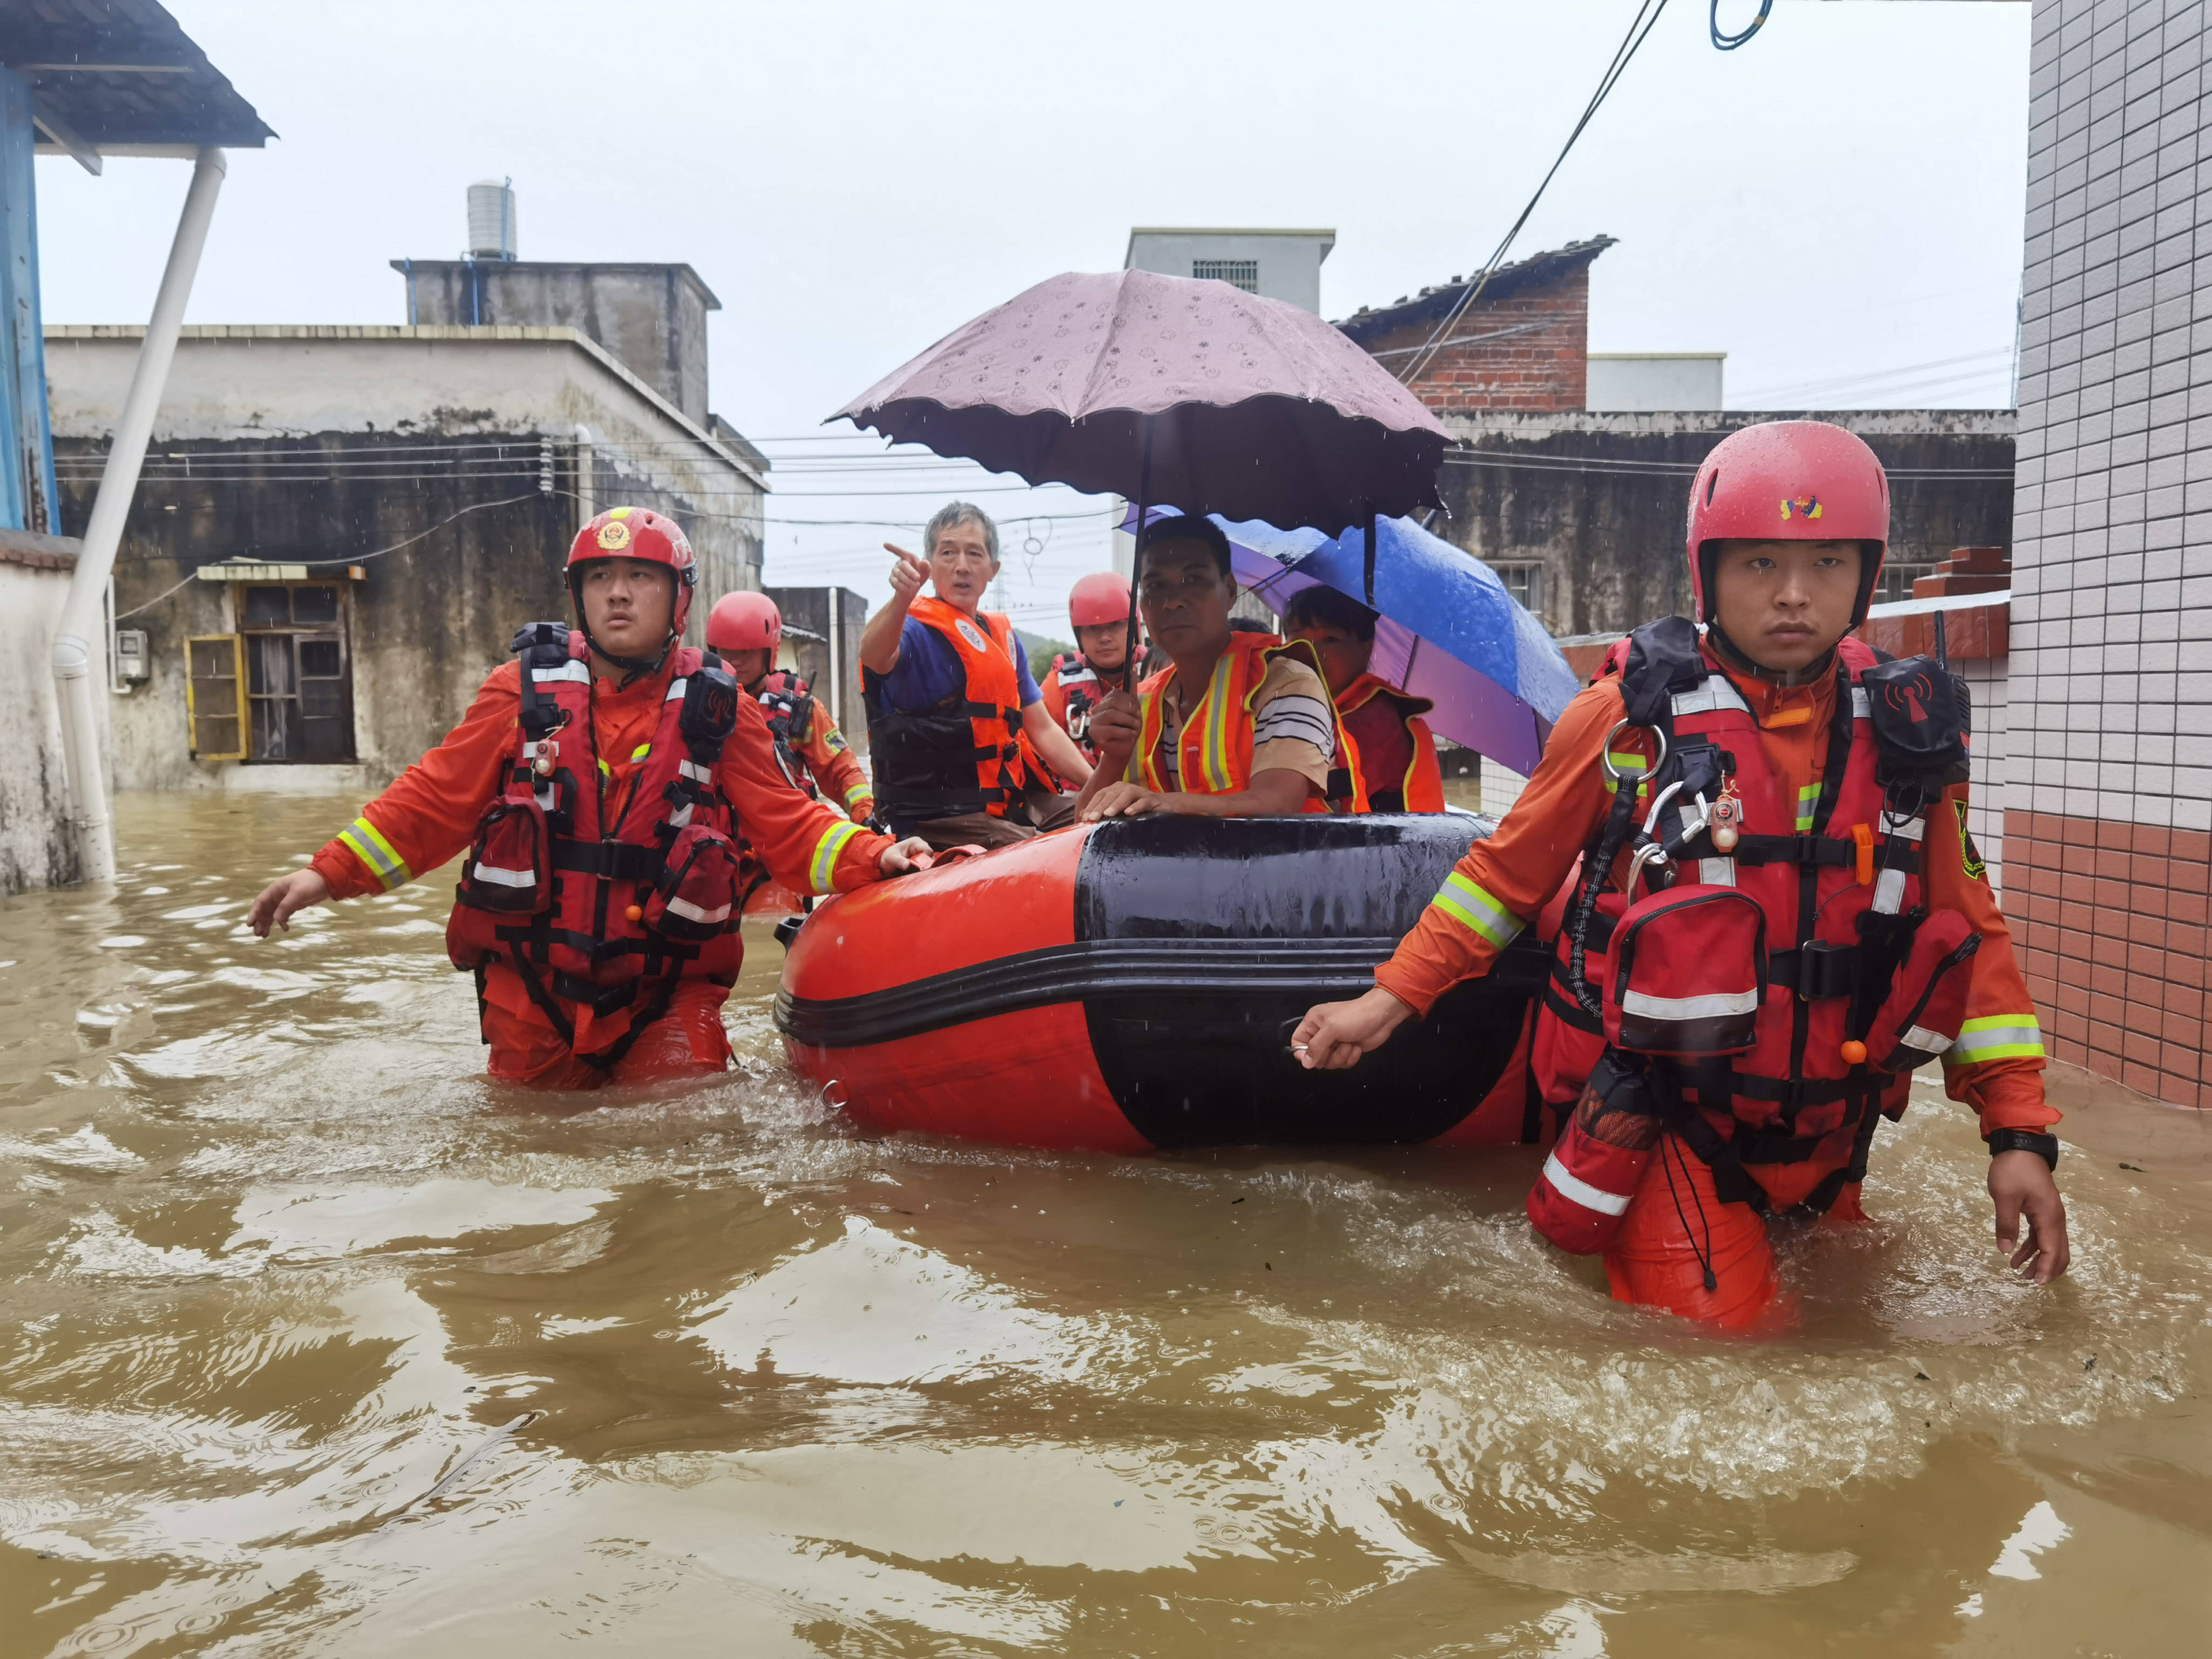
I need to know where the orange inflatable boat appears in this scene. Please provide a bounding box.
[774,815,1547,1153]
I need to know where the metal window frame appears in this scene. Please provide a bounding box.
[1192,258,1259,293]
[184,631,247,761]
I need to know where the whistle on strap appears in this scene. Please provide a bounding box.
[1850,823,1875,886]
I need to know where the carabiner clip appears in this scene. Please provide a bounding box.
[1600,720,1667,789]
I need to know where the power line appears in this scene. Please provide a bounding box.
[1396,0,1675,389]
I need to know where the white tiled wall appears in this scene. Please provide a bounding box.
[2010,0,2212,837]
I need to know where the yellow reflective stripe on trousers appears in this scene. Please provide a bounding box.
[337,817,412,891]
[1429,872,1522,950]
[808,820,863,893]
[1795,781,1822,833]
[1944,1014,2046,1065]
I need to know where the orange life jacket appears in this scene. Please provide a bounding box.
[862,596,1026,827]
[445,624,744,1064]
[1333,672,1447,813]
[1135,633,1342,812]
[1532,622,1973,1218]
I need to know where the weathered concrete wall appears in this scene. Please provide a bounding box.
[397,262,718,424]
[764,585,869,752]
[53,434,576,792]
[0,537,81,894]
[1438,409,2017,637]
[46,326,767,793]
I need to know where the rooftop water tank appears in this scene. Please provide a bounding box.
[466,179,516,261]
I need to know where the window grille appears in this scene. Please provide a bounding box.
[1493,563,1544,617]
[1192,259,1259,293]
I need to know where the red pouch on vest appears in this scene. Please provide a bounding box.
[459,798,552,916]
[644,824,742,942]
[1528,1056,1664,1254]
[1532,889,1621,1106]
[1605,884,1767,1058]
[1865,909,1981,1073]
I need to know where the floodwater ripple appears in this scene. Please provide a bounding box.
[0,791,2204,1656]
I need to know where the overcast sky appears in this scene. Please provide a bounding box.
[34,0,2029,636]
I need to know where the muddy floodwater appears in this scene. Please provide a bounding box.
[1,791,2207,1656]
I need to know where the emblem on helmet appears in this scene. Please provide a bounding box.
[596,518,633,551]
[1780,495,1823,521]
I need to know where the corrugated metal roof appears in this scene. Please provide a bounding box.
[2,0,273,152]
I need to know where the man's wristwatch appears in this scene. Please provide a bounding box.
[1985,1128,2060,1169]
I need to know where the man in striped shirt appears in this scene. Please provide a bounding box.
[1076,517,1337,821]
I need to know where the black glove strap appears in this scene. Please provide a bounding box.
[1986,1128,2059,1169]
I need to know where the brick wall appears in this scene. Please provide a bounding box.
[2008,0,2211,1109]
[1350,266,1593,413]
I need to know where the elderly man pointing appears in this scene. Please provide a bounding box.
[859,501,1095,849]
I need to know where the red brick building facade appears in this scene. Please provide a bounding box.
[1334,238,1614,413]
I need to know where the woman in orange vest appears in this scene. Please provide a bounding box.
[858,501,1095,849]
[1280,584,1446,813]
[244,508,935,1091]
[1077,516,1339,820]
[1293,423,2065,1327]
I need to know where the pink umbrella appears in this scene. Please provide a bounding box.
[831,269,1452,537]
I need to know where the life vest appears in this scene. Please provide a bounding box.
[1050,652,1108,762]
[752,667,818,798]
[1334,672,1447,813]
[1527,618,1981,1232]
[1135,633,1343,812]
[445,623,745,1065]
[862,596,1024,826]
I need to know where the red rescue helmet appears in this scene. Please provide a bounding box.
[1686,421,1889,626]
[706,589,782,654]
[1069,571,1132,629]
[567,506,698,632]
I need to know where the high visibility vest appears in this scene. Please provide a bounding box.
[862,597,1025,825]
[1532,627,1954,1213]
[1334,671,1447,813]
[1135,633,1341,812]
[444,625,744,1062]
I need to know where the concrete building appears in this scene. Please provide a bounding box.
[395,256,720,426]
[1586,352,1726,411]
[1124,228,1336,314]
[2001,0,2212,1111]
[1333,240,2016,635]
[0,2,270,894]
[1436,408,2017,636]
[46,317,766,794]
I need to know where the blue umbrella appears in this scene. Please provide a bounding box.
[1127,508,1580,775]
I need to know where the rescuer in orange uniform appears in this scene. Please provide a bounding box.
[1040,572,1136,768]
[1280,584,1446,813]
[705,590,876,825]
[246,508,933,1090]
[1293,423,2066,1326]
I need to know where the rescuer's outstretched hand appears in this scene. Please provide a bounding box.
[247,868,332,938]
[1292,986,1417,1070]
[878,836,936,876]
[1990,1150,2071,1284]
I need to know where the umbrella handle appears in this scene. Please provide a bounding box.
[1123,419,1155,694]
